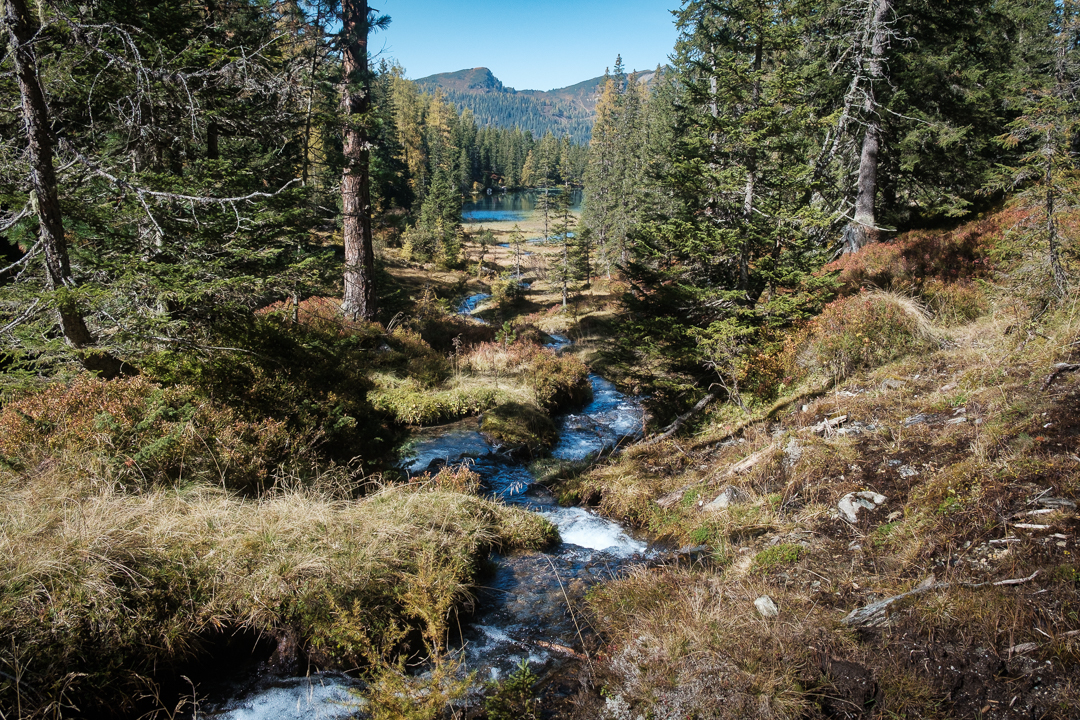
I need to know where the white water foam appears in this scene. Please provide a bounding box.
[207,674,363,720]
[541,507,646,556]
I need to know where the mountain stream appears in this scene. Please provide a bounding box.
[201,301,651,718]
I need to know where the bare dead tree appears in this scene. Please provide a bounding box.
[840,0,894,254]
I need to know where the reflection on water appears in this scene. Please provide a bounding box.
[462,189,582,223]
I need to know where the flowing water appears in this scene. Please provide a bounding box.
[203,299,649,716]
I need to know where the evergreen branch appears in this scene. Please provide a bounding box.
[0,297,41,334]
[57,138,301,204]
[43,0,290,87]
[0,202,30,232]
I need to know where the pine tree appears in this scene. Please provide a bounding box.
[991,0,1080,296]
[340,0,387,320]
[550,184,578,308]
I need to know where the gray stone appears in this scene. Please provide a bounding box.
[838,491,888,523]
[898,465,918,478]
[706,485,750,509]
[783,438,803,468]
[754,595,779,618]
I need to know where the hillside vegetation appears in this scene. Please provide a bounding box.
[536,207,1080,720]
[415,66,663,144]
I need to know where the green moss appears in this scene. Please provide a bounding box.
[480,402,557,455]
[751,544,804,574]
[370,384,506,425]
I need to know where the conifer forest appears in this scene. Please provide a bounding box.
[2,1,1080,718]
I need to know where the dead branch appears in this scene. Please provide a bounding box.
[1041,362,1080,391]
[58,138,301,205]
[1008,630,1080,656]
[801,415,848,435]
[643,393,716,446]
[842,571,1040,628]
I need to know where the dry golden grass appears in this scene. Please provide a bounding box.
[0,462,556,717]
[553,251,1080,718]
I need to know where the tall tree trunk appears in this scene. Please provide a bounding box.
[6,0,124,377]
[740,33,763,294]
[1045,131,1068,296]
[843,0,891,254]
[340,0,376,320]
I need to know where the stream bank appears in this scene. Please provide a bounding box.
[200,314,654,719]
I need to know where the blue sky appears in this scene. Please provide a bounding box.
[371,0,681,91]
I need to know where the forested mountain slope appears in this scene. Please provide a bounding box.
[415,66,662,143]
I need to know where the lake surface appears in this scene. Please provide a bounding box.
[462,189,583,223]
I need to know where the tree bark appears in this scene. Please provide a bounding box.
[843,0,892,255]
[340,0,376,320]
[5,0,124,377]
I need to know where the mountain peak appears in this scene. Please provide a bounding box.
[416,67,505,93]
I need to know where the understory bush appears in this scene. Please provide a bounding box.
[0,376,304,492]
[369,382,504,426]
[790,290,940,378]
[480,401,558,455]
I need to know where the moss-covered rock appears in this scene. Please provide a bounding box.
[480,401,557,455]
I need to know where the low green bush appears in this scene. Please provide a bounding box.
[793,291,939,377]
[751,543,805,574]
[369,383,504,426]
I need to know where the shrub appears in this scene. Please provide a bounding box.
[528,347,591,410]
[919,278,989,325]
[369,382,504,426]
[485,659,540,720]
[794,291,939,377]
[751,543,805,573]
[0,376,303,492]
[480,402,557,455]
[460,340,591,410]
[140,313,386,469]
[490,274,525,309]
[825,214,1003,295]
